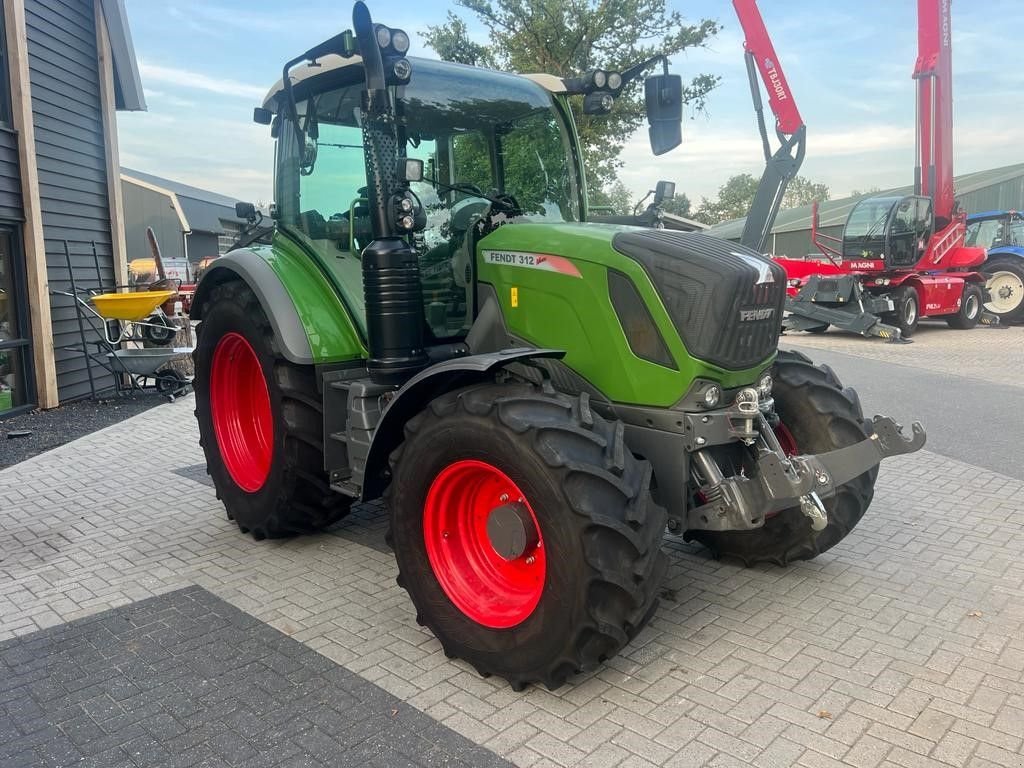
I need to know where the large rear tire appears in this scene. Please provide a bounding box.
[689,350,875,566]
[982,258,1024,323]
[193,280,351,539]
[387,383,667,690]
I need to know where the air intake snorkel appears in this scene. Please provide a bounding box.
[352,1,428,385]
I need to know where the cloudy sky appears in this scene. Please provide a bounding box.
[118,0,1024,209]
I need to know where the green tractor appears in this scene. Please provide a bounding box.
[192,3,925,690]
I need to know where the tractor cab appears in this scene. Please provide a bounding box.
[965,210,1024,250]
[842,194,933,268]
[266,57,584,341]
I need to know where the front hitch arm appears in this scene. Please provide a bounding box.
[789,416,926,499]
[686,416,926,532]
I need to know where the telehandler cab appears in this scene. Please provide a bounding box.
[192,2,925,689]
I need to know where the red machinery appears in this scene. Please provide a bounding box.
[775,0,989,340]
[732,0,806,255]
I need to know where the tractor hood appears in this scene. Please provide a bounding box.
[478,222,786,372]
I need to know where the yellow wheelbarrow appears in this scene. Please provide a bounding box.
[54,279,182,347]
[90,290,176,320]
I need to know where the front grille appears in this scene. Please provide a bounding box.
[611,231,786,370]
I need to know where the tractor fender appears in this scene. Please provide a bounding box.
[191,254,314,365]
[361,348,565,501]
[985,246,1024,264]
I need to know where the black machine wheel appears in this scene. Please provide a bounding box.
[193,280,351,539]
[387,383,667,690]
[946,283,983,330]
[888,286,919,337]
[981,258,1024,323]
[142,313,176,346]
[689,350,875,566]
[155,369,185,395]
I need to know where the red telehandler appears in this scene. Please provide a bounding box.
[772,0,990,341]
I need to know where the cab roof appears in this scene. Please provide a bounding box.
[261,54,568,112]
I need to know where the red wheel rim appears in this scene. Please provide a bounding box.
[423,460,546,628]
[774,422,799,457]
[210,332,273,492]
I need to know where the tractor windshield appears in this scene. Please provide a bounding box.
[275,59,581,237]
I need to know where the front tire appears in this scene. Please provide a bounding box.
[193,280,351,539]
[887,286,919,337]
[946,283,983,329]
[689,350,875,566]
[387,383,667,690]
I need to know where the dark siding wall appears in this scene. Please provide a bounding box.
[0,129,23,223]
[187,232,219,262]
[122,182,186,262]
[25,0,115,401]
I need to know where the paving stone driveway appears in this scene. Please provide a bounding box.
[2,379,1023,766]
[0,587,509,767]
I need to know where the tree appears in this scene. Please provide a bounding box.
[693,173,760,224]
[424,0,722,200]
[782,176,830,209]
[849,186,882,198]
[590,179,633,215]
[659,192,692,218]
[693,173,831,225]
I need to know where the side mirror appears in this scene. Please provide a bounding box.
[253,107,272,125]
[654,180,675,204]
[235,202,257,221]
[645,74,683,156]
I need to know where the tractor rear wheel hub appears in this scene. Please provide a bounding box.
[486,502,538,560]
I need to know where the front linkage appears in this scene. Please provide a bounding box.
[677,390,924,534]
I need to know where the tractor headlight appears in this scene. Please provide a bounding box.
[607,72,622,90]
[703,385,721,409]
[391,29,410,54]
[757,373,773,398]
[592,70,607,89]
[375,24,392,49]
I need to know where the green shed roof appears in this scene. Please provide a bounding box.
[708,162,1024,240]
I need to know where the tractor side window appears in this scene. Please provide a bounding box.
[413,135,480,340]
[1008,220,1024,246]
[497,111,578,220]
[967,219,1002,249]
[295,122,368,248]
[451,132,493,193]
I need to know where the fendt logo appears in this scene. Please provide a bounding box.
[764,58,788,101]
[740,307,775,322]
